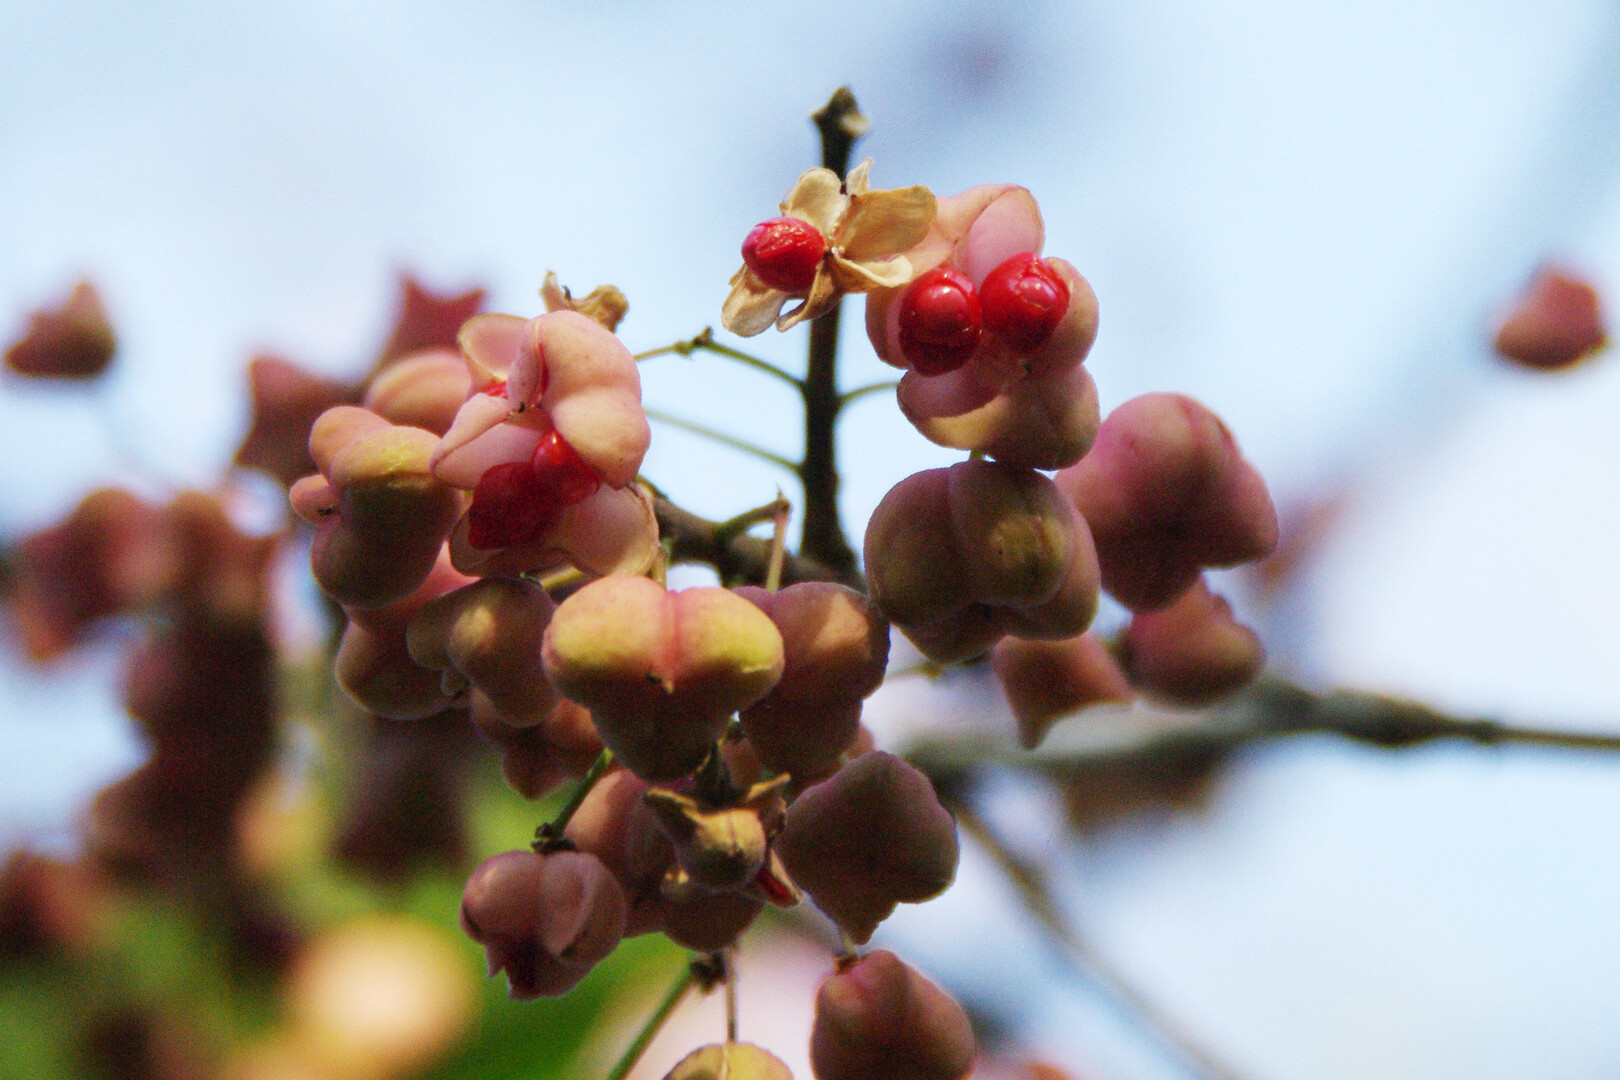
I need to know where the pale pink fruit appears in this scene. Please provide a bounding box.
[1493,264,1607,370]
[810,950,976,1080]
[4,280,115,379]
[777,752,958,944]
[1121,577,1264,706]
[864,461,1100,664]
[1056,393,1277,612]
[459,849,626,999]
[335,552,475,720]
[291,405,464,610]
[234,355,357,487]
[734,583,890,780]
[362,348,471,434]
[563,765,762,949]
[991,634,1134,748]
[430,310,656,577]
[542,575,784,783]
[407,577,558,728]
[866,186,1102,469]
[471,698,603,801]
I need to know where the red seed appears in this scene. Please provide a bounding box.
[980,252,1069,353]
[741,217,827,293]
[897,267,982,376]
[467,462,558,550]
[530,430,601,506]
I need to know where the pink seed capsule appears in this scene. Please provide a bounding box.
[810,949,976,1080]
[980,252,1069,353]
[898,267,983,375]
[742,216,827,292]
[777,752,958,944]
[1493,265,1607,370]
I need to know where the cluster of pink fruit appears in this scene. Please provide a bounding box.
[269,159,1282,1079]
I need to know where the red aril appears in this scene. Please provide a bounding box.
[981,252,1069,353]
[467,462,556,550]
[897,266,982,375]
[530,430,601,506]
[741,217,826,292]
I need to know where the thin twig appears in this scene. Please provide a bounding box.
[533,750,613,851]
[796,87,867,578]
[602,961,697,1080]
[714,495,793,547]
[838,379,899,406]
[654,495,859,589]
[948,796,1251,1080]
[905,676,1620,784]
[765,497,789,593]
[645,407,800,474]
[637,327,804,389]
[723,946,739,1044]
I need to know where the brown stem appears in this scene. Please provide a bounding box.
[904,675,1620,788]
[654,496,851,588]
[795,87,871,583]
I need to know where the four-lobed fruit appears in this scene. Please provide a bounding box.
[541,575,786,783]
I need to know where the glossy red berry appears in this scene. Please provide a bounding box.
[741,217,827,292]
[897,267,983,376]
[466,432,603,551]
[981,252,1070,353]
[467,462,556,550]
[530,429,601,506]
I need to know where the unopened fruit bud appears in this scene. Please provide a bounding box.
[1121,578,1263,706]
[1056,393,1277,612]
[459,849,626,999]
[734,583,890,780]
[991,634,1134,748]
[810,949,975,1080]
[777,752,957,944]
[542,576,784,782]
